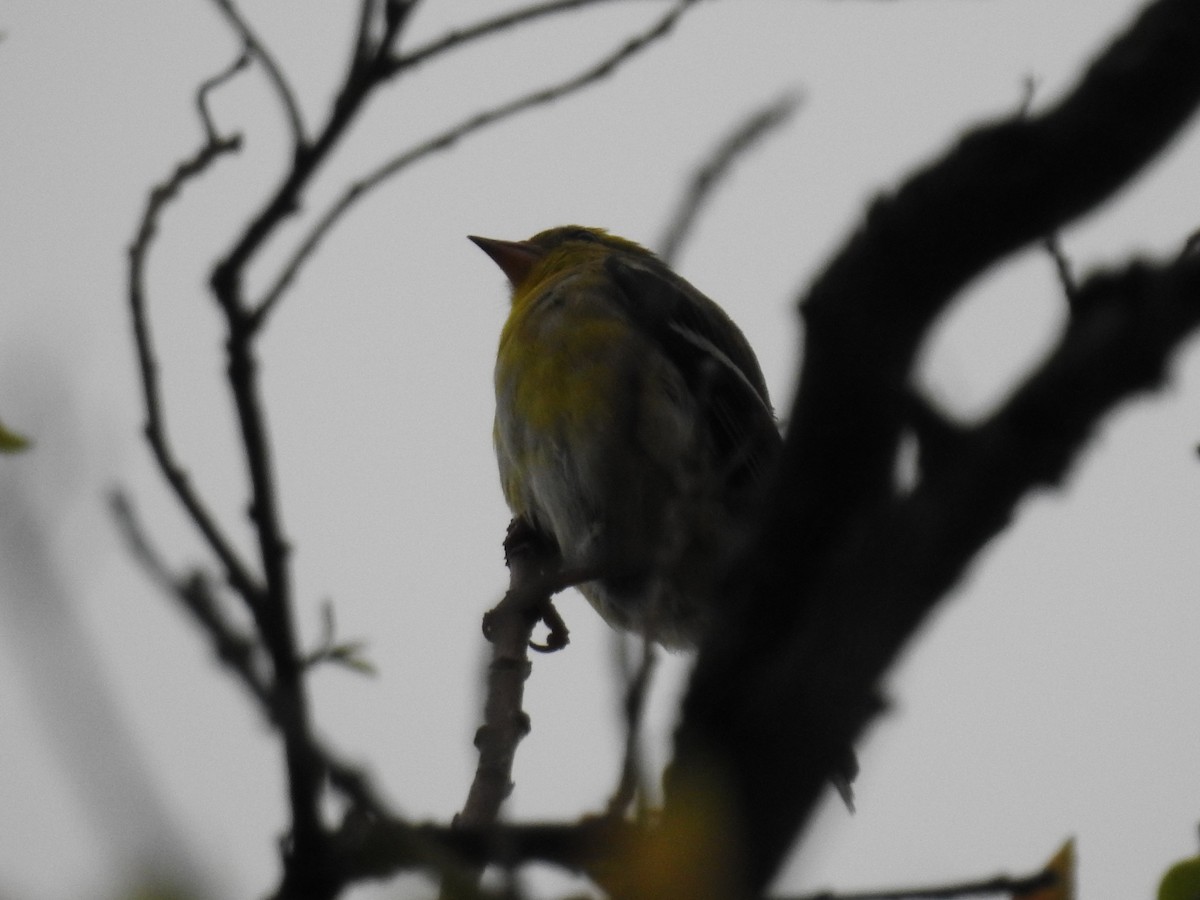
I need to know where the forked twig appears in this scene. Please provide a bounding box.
[251,0,698,326]
[108,489,272,709]
[126,53,258,607]
[351,0,378,67]
[196,44,251,144]
[386,0,619,74]
[207,0,307,149]
[111,488,398,837]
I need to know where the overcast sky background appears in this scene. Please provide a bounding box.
[2,1,1199,898]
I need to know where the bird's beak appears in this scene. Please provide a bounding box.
[468,235,544,289]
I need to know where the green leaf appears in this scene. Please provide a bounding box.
[302,601,376,676]
[1159,854,1200,900]
[0,418,29,453]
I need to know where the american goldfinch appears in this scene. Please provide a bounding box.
[473,226,780,649]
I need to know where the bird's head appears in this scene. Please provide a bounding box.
[469,226,654,297]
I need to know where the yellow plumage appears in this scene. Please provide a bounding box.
[474,226,779,648]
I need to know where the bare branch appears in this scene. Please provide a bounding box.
[352,0,378,67]
[1043,233,1080,305]
[210,1,410,307]
[329,810,1062,898]
[207,0,307,149]
[108,489,273,709]
[125,85,260,607]
[672,0,1200,892]
[442,523,561,895]
[251,0,697,326]
[110,489,398,882]
[658,92,802,265]
[213,263,328,896]
[336,816,640,886]
[794,868,1057,900]
[386,0,620,75]
[384,0,421,40]
[189,6,425,891]
[196,44,251,144]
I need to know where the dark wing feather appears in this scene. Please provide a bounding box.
[604,255,782,488]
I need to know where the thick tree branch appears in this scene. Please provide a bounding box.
[329,815,1060,900]
[670,0,1200,894]
[784,0,1200,614]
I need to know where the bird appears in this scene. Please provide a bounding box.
[471,225,782,650]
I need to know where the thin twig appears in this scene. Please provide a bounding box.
[126,81,260,607]
[207,0,307,150]
[352,0,378,68]
[1043,233,1080,306]
[658,91,803,265]
[336,816,642,886]
[1015,73,1039,118]
[110,487,395,828]
[672,0,1200,891]
[108,489,272,709]
[386,0,619,75]
[795,868,1056,900]
[196,44,251,144]
[210,0,410,313]
[384,0,421,39]
[252,0,698,326]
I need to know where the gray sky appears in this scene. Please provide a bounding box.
[2,1,1199,897]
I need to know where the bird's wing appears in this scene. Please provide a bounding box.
[604,255,782,488]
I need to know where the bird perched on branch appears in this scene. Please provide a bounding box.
[472,226,781,650]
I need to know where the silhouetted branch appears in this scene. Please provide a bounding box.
[442,524,562,896]
[252,0,698,326]
[1043,234,1080,306]
[795,867,1056,900]
[108,489,272,709]
[336,816,639,886]
[196,44,251,144]
[125,58,258,607]
[351,0,377,67]
[331,814,1060,900]
[209,3,412,316]
[671,0,1200,893]
[110,488,394,831]
[207,0,307,149]
[658,92,802,265]
[195,8,431,887]
[386,0,619,75]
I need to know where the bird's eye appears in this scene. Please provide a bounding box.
[565,228,599,244]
